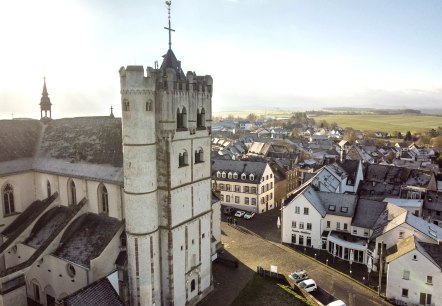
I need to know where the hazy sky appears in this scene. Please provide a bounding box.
[1,0,442,119]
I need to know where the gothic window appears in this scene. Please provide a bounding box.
[195,148,204,164]
[46,180,51,198]
[179,150,188,167]
[177,108,183,129]
[123,99,130,111]
[68,179,76,205]
[191,279,196,292]
[3,184,15,215]
[182,107,187,128]
[177,107,188,129]
[98,184,109,215]
[197,108,206,128]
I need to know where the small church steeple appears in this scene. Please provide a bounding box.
[160,1,185,80]
[40,77,52,120]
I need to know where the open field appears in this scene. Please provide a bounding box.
[308,114,442,134]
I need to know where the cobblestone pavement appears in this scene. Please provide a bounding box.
[202,208,391,306]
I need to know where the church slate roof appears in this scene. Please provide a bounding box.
[0,117,123,183]
[1,192,58,240]
[0,119,42,162]
[53,213,122,268]
[61,277,124,306]
[160,49,186,80]
[25,206,72,248]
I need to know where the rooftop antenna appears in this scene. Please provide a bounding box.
[164,1,175,50]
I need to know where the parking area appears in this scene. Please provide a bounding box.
[206,208,390,306]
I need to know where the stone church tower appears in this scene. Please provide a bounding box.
[119,3,213,305]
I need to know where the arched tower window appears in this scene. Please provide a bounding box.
[191,279,196,292]
[123,99,130,111]
[3,184,15,215]
[182,107,187,128]
[195,148,204,164]
[68,179,77,205]
[177,108,183,129]
[146,100,153,112]
[47,180,51,198]
[179,150,188,167]
[98,184,109,215]
[197,108,206,128]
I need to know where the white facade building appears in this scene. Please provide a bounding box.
[212,159,275,213]
[386,236,442,306]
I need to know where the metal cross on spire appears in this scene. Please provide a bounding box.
[164,1,175,50]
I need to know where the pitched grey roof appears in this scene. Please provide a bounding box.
[338,160,360,184]
[301,186,357,217]
[0,119,42,162]
[53,213,122,268]
[352,199,387,229]
[61,277,124,306]
[0,117,123,183]
[419,242,442,271]
[212,159,268,184]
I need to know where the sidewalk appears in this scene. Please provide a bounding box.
[290,244,387,296]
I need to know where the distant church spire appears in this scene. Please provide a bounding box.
[40,76,52,120]
[110,106,115,118]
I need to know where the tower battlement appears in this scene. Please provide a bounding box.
[119,65,212,94]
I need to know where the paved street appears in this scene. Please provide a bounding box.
[202,208,390,306]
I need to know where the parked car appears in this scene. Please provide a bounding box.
[327,300,346,306]
[288,270,309,283]
[243,212,255,220]
[223,207,235,215]
[234,210,246,218]
[298,279,317,292]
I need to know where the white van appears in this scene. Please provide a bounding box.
[327,300,346,306]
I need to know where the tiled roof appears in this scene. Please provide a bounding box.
[61,277,124,306]
[53,213,122,268]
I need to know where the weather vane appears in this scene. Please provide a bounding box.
[164,1,175,50]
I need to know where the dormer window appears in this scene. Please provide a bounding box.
[340,207,348,213]
[329,205,336,211]
[233,172,238,179]
[241,173,246,180]
[216,171,221,178]
[222,172,226,178]
[228,172,232,179]
[249,174,254,181]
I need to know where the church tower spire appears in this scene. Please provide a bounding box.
[40,77,52,120]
